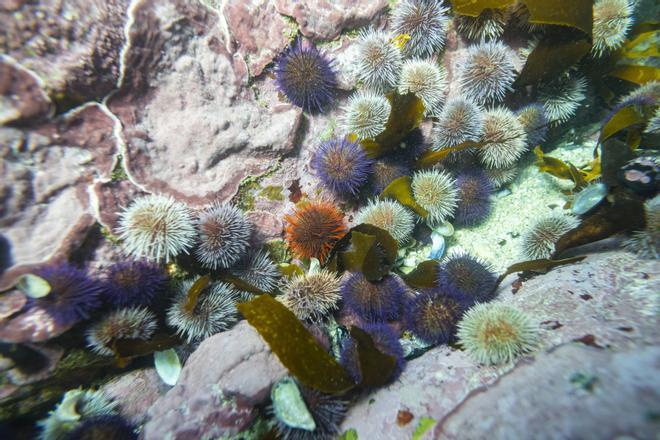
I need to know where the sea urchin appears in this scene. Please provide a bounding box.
[398,59,448,116]
[522,214,579,260]
[355,199,415,244]
[341,272,406,322]
[284,201,347,263]
[404,290,465,345]
[354,29,403,93]
[101,260,167,307]
[438,251,497,305]
[341,91,391,140]
[279,269,342,322]
[592,0,634,57]
[411,169,459,225]
[390,0,450,58]
[454,169,494,226]
[194,203,252,270]
[478,107,528,169]
[459,41,517,105]
[312,137,373,196]
[86,306,158,356]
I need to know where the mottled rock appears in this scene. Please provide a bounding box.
[143,321,287,439]
[92,179,145,231]
[0,58,53,125]
[101,368,166,426]
[222,0,292,76]
[0,306,75,342]
[0,104,117,290]
[109,0,302,206]
[274,0,389,40]
[6,343,64,385]
[246,210,284,244]
[0,0,128,103]
[340,251,660,438]
[436,345,660,439]
[0,291,27,320]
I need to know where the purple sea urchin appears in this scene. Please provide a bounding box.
[86,306,158,356]
[354,29,403,92]
[194,203,252,270]
[229,250,281,293]
[455,8,509,41]
[457,302,540,365]
[538,73,588,123]
[438,251,497,305]
[274,39,337,113]
[478,108,528,169]
[404,290,465,344]
[117,194,195,263]
[432,97,484,151]
[398,59,448,116]
[278,269,342,322]
[29,264,102,326]
[66,415,137,440]
[101,261,167,307]
[459,41,517,105]
[619,80,660,108]
[516,103,549,148]
[454,169,493,226]
[340,323,406,384]
[341,272,405,322]
[592,0,634,57]
[355,199,415,244]
[390,0,450,58]
[370,160,409,194]
[311,137,373,197]
[340,91,391,140]
[166,280,239,343]
[412,169,459,225]
[522,214,579,260]
[285,201,347,263]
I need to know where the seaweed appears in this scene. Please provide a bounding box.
[184,274,211,313]
[609,65,660,85]
[600,106,648,143]
[113,333,182,367]
[237,295,354,394]
[349,326,397,388]
[380,176,429,218]
[326,224,398,281]
[400,260,439,289]
[415,141,479,169]
[534,146,587,189]
[494,256,587,289]
[216,272,269,296]
[360,92,425,159]
[278,263,305,279]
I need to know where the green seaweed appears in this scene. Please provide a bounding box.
[110,155,128,181]
[259,185,285,202]
[400,260,439,289]
[264,239,291,265]
[360,92,425,159]
[338,429,359,440]
[278,263,305,279]
[350,326,397,389]
[326,224,398,281]
[380,176,429,218]
[237,295,354,394]
[411,416,437,440]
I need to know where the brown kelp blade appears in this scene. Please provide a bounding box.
[380,176,429,218]
[400,260,439,289]
[494,256,587,289]
[350,326,397,389]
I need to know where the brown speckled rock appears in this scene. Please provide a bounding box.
[101,368,166,426]
[0,103,118,289]
[0,58,53,125]
[108,0,303,206]
[340,251,660,439]
[274,0,389,40]
[143,320,287,439]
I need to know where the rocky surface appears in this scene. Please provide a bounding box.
[101,368,166,426]
[339,251,660,438]
[142,321,287,439]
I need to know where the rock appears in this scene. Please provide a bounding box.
[222,0,293,77]
[0,104,118,290]
[0,58,53,125]
[143,321,287,439]
[108,0,303,206]
[246,210,284,244]
[101,368,166,426]
[0,0,128,104]
[435,345,660,439]
[340,251,660,438]
[274,0,389,40]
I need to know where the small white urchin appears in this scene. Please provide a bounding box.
[432,97,484,150]
[86,307,158,356]
[354,29,403,93]
[646,108,660,134]
[194,203,252,270]
[230,250,281,293]
[398,59,448,116]
[459,41,517,105]
[623,195,660,260]
[592,0,634,57]
[341,91,392,140]
[538,73,588,124]
[390,0,450,58]
[117,194,196,263]
[278,269,342,322]
[167,280,240,343]
[522,214,580,260]
[455,8,510,41]
[478,108,528,169]
[457,302,540,365]
[355,199,416,244]
[411,169,459,225]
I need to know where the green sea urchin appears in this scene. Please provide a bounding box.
[411,169,459,225]
[194,203,252,270]
[355,199,415,244]
[398,59,448,116]
[457,302,540,365]
[432,97,484,151]
[538,73,588,124]
[390,0,450,58]
[229,250,281,293]
[278,269,342,322]
[455,8,509,41]
[592,0,634,57]
[478,108,528,169]
[623,195,660,259]
[341,91,391,140]
[117,194,195,263]
[354,29,403,93]
[459,41,517,105]
[522,214,579,260]
[86,306,158,356]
